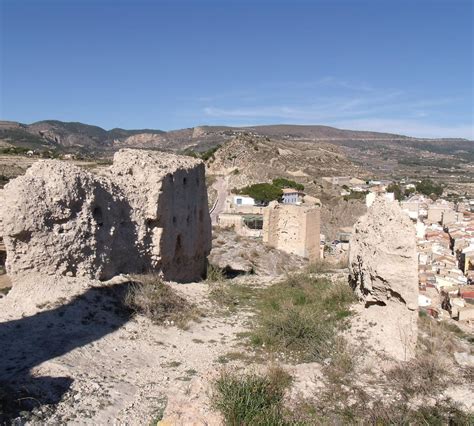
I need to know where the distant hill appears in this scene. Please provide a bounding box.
[0,119,472,182]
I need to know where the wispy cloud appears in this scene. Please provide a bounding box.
[330,118,474,139]
[199,78,472,139]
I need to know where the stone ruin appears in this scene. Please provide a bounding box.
[0,149,212,283]
[349,197,418,360]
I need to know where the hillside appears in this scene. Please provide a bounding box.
[1,120,472,185]
[0,120,166,151]
[206,134,364,194]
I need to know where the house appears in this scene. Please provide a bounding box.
[233,195,255,206]
[281,188,304,204]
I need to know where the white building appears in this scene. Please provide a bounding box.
[233,195,255,206]
[282,188,304,204]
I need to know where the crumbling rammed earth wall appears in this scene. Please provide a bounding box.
[0,149,212,282]
[263,202,320,262]
[349,197,418,360]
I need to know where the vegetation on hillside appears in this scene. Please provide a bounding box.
[183,145,221,161]
[249,273,355,362]
[272,177,304,191]
[235,177,304,204]
[210,274,474,425]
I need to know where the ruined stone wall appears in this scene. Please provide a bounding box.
[349,197,418,360]
[263,202,320,262]
[0,149,212,282]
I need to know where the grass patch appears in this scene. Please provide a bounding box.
[418,314,470,352]
[306,257,348,274]
[249,274,355,362]
[212,366,292,426]
[125,274,201,329]
[216,351,255,365]
[387,355,451,399]
[209,282,261,313]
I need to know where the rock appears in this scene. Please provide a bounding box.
[0,149,211,282]
[348,197,418,360]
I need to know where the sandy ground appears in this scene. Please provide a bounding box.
[1,270,473,424]
[0,273,256,424]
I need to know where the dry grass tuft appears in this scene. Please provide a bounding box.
[306,257,348,274]
[206,264,226,283]
[125,274,201,329]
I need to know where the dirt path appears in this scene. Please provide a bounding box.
[210,176,228,225]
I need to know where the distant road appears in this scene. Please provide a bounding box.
[210,176,227,225]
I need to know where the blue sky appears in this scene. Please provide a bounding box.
[1,0,473,138]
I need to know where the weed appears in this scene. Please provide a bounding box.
[212,366,291,425]
[148,396,167,425]
[216,352,252,364]
[206,264,226,283]
[161,361,181,368]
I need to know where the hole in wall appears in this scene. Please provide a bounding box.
[92,206,104,227]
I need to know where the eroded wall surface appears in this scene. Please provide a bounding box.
[263,202,320,262]
[349,197,418,360]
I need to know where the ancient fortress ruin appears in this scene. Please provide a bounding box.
[349,197,418,360]
[0,149,212,282]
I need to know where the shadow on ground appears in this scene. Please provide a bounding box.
[0,282,133,422]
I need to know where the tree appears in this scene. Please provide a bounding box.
[239,183,283,204]
[416,179,443,197]
[387,183,403,201]
[272,178,304,191]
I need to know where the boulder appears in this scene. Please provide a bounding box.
[0,149,212,282]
